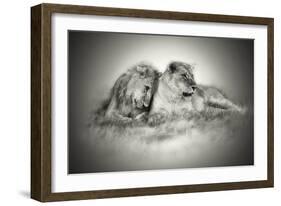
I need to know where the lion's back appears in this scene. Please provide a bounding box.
[197,85,226,100]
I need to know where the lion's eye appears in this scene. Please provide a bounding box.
[181,74,187,78]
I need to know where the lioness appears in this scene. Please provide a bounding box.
[148,61,245,125]
[105,63,159,121]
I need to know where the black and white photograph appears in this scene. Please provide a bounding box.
[67,30,254,174]
[29,2,274,202]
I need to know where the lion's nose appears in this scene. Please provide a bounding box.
[144,85,150,92]
[191,86,196,91]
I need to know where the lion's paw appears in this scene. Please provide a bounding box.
[148,113,166,126]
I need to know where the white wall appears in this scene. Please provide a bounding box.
[0,0,279,205]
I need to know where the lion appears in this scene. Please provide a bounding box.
[104,63,160,122]
[148,61,246,125]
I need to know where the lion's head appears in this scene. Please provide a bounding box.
[163,61,196,98]
[119,63,159,110]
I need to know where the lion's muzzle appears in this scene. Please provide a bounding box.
[182,86,196,97]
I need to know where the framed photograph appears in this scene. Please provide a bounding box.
[31,3,274,202]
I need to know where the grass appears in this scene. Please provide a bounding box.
[73,105,254,173]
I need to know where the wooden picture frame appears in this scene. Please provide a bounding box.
[31,3,274,202]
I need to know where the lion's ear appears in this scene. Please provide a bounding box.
[168,62,177,73]
[136,65,144,72]
[190,63,196,72]
[157,71,162,78]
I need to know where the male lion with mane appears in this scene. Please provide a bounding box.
[104,63,159,122]
[148,61,245,125]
